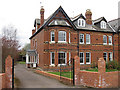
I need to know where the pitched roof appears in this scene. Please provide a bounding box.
[71,13,86,22]
[108,18,120,32]
[30,6,76,39]
[93,17,107,24]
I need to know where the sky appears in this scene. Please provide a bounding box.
[0,0,119,48]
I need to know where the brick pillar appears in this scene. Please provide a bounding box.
[74,56,80,85]
[98,57,106,73]
[5,55,13,88]
[98,57,106,88]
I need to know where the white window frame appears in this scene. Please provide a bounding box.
[109,52,113,61]
[86,34,90,44]
[103,35,107,45]
[50,31,55,43]
[86,52,91,64]
[58,31,66,43]
[58,51,67,65]
[78,19,85,27]
[80,52,84,64]
[69,32,70,43]
[80,34,84,44]
[101,21,106,29]
[108,36,112,45]
[69,52,71,65]
[50,52,55,65]
[103,52,107,62]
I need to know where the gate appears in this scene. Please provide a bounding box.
[60,59,74,85]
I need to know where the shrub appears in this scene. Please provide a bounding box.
[91,62,98,68]
[106,60,119,70]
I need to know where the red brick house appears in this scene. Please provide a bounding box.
[26,6,119,68]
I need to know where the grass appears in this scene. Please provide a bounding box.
[47,71,73,79]
[85,68,118,72]
[17,61,26,64]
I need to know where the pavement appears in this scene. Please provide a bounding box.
[15,64,86,88]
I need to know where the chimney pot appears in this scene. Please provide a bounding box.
[40,6,44,27]
[85,9,92,25]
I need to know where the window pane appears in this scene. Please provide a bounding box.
[109,36,112,45]
[80,53,84,64]
[103,52,107,61]
[86,34,90,44]
[58,31,66,41]
[80,34,84,44]
[58,52,66,64]
[51,31,55,41]
[86,53,90,63]
[109,52,112,61]
[103,35,107,44]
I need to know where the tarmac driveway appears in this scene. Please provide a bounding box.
[15,64,84,88]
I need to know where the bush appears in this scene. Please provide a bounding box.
[106,60,119,70]
[91,62,98,68]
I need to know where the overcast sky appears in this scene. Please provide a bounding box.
[0,0,119,48]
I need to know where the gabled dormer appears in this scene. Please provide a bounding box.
[78,18,86,27]
[71,14,86,27]
[93,17,107,29]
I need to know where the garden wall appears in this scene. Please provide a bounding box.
[35,70,73,85]
[74,56,119,88]
[0,55,13,89]
[0,73,6,89]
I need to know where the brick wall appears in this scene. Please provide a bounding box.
[0,73,6,89]
[30,9,119,68]
[0,55,13,89]
[74,56,119,88]
[35,70,73,85]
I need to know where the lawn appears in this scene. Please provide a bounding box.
[17,61,26,64]
[47,71,73,79]
[85,68,118,72]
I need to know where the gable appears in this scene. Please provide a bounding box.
[44,6,76,28]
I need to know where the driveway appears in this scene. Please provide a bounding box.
[15,64,85,88]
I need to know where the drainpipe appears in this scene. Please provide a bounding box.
[77,30,79,56]
[113,33,115,60]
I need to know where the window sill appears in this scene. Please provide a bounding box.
[58,41,67,44]
[50,64,55,67]
[58,64,66,66]
[86,63,91,65]
[103,43,107,45]
[79,43,84,44]
[80,63,84,65]
[50,41,55,44]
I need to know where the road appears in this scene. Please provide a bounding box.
[15,64,85,88]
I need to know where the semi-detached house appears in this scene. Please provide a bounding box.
[26,6,119,69]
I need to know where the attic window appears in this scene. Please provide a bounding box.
[101,21,106,29]
[49,19,70,26]
[78,19,85,27]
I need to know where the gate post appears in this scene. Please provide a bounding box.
[74,56,80,85]
[5,55,13,88]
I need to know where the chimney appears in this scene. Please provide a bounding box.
[85,9,92,25]
[40,6,44,27]
[32,29,36,35]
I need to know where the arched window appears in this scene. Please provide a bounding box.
[78,19,85,27]
[101,21,106,29]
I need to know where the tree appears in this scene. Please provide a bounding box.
[19,43,30,61]
[1,25,20,72]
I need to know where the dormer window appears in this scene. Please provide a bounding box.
[78,19,85,27]
[101,21,106,29]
